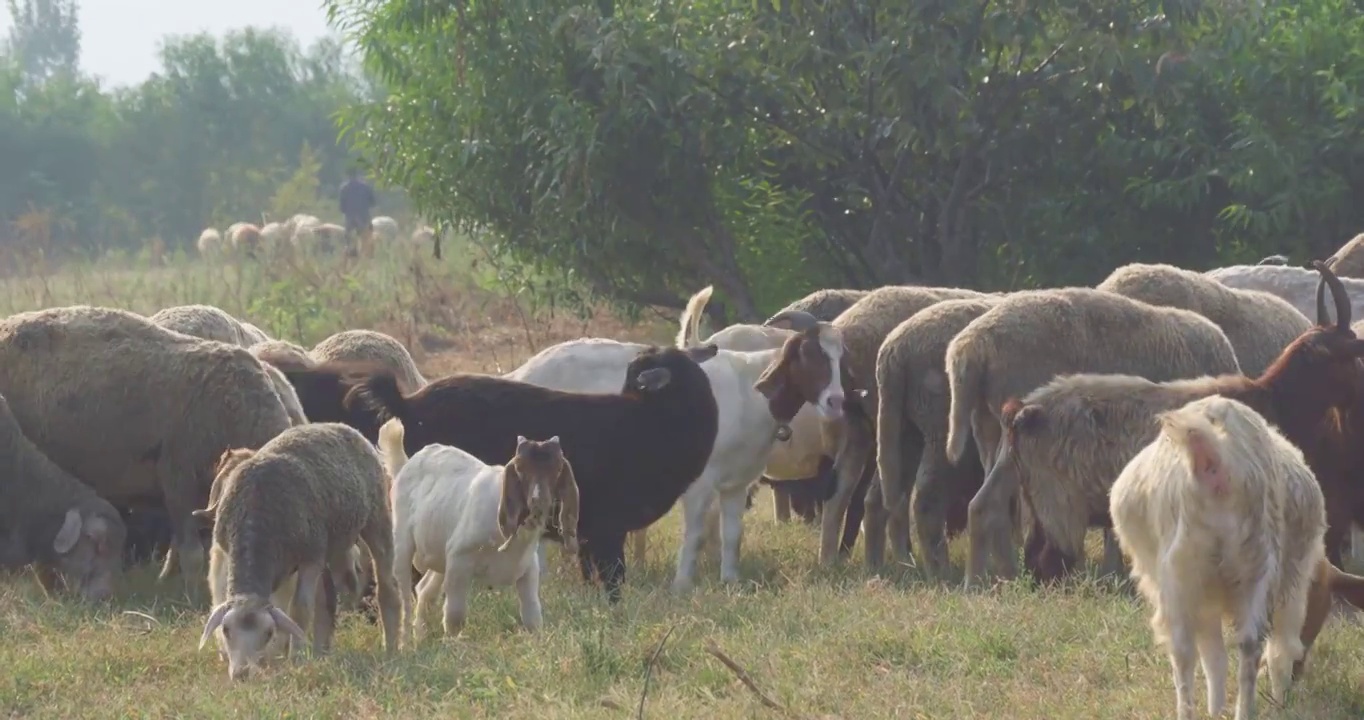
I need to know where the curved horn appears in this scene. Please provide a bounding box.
[1315,271,1329,327]
[1313,260,1351,329]
[764,310,820,332]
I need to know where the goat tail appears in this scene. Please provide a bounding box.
[944,339,984,464]
[1157,405,1230,494]
[378,417,408,480]
[676,285,715,348]
[345,371,407,426]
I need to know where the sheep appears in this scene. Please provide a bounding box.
[248,339,312,367]
[1206,263,1364,321]
[1326,233,1364,278]
[197,228,223,258]
[0,391,127,601]
[347,344,721,602]
[876,296,1002,577]
[945,288,1242,586]
[383,422,579,644]
[226,222,261,256]
[994,263,1362,581]
[195,423,400,680]
[507,300,849,593]
[768,285,985,567]
[1108,395,1325,720]
[314,223,348,252]
[0,306,294,587]
[312,329,427,392]
[239,322,271,346]
[1097,262,1311,376]
[258,222,290,254]
[371,216,400,244]
[148,304,261,348]
[1258,254,1290,266]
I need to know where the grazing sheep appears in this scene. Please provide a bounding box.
[226,222,262,256]
[258,222,290,254]
[149,304,261,348]
[0,392,126,601]
[1206,263,1364,321]
[371,216,400,244]
[1326,233,1364,278]
[1109,395,1325,720]
[314,223,348,251]
[195,423,400,680]
[769,285,984,567]
[348,344,721,602]
[1097,262,1311,376]
[876,296,1001,577]
[383,422,578,644]
[0,306,294,586]
[945,288,1242,586]
[312,330,427,392]
[197,228,223,258]
[997,269,1360,580]
[511,289,849,592]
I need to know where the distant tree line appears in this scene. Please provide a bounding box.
[0,0,390,258]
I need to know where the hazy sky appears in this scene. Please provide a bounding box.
[1,0,344,88]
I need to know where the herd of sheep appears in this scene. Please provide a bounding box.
[14,235,1364,718]
[195,214,435,258]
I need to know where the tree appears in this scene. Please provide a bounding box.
[3,0,80,84]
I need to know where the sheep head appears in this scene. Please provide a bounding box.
[498,436,579,554]
[199,594,307,681]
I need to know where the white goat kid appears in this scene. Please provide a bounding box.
[383,420,579,646]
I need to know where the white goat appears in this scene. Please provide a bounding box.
[508,288,849,592]
[1109,395,1326,720]
[382,419,579,646]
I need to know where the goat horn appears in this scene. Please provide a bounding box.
[1313,260,1351,329]
[764,310,820,331]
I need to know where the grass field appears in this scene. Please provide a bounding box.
[2,243,1364,719]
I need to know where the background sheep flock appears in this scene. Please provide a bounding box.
[9,231,1364,720]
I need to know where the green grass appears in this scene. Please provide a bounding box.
[3,510,1364,719]
[2,243,1363,718]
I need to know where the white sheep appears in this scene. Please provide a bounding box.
[196,228,223,258]
[372,216,400,244]
[1109,395,1326,720]
[381,420,579,645]
[1206,263,1364,323]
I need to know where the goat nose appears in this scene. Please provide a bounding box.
[826,393,845,410]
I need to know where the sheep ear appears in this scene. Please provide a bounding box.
[53,508,82,555]
[268,606,308,643]
[199,602,231,650]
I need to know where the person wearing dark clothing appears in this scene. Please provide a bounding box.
[339,170,377,240]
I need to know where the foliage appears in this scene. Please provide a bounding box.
[330,0,1364,316]
[3,0,79,84]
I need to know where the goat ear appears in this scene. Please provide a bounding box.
[685,343,719,364]
[755,332,801,399]
[498,465,528,542]
[1183,426,1229,494]
[634,367,672,392]
[53,508,82,555]
[555,460,580,554]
